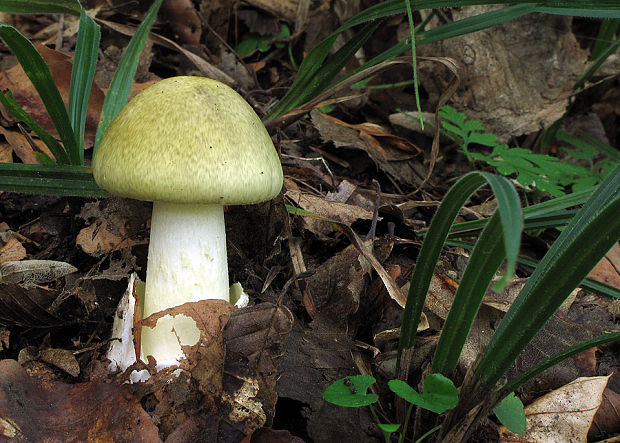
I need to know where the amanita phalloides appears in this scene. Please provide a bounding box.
[94,76,283,370]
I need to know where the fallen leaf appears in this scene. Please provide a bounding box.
[587,243,620,289]
[286,189,375,236]
[499,375,611,442]
[0,237,26,263]
[0,359,161,442]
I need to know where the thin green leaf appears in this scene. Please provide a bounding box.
[377,423,400,433]
[591,19,620,60]
[0,0,81,15]
[432,213,506,374]
[0,163,106,197]
[68,10,101,160]
[0,91,69,164]
[444,239,620,300]
[493,393,526,434]
[389,374,458,414]
[0,25,79,164]
[574,34,620,90]
[500,331,620,395]
[323,375,378,407]
[397,173,521,375]
[476,164,620,386]
[94,0,163,152]
[265,20,381,121]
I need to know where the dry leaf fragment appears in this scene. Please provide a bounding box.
[0,360,160,442]
[499,375,612,442]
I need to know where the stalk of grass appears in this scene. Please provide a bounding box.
[475,163,620,386]
[397,172,522,375]
[0,24,79,164]
[68,10,100,161]
[0,0,81,15]
[94,0,164,151]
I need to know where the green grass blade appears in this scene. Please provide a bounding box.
[418,4,537,45]
[500,331,620,395]
[397,173,485,374]
[94,0,163,152]
[432,213,506,374]
[265,20,381,121]
[0,91,69,164]
[591,18,620,60]
[68,10,100,160]
[0,0,81,15]
[444,239,620,300]
[575,35,620,90]
[534,6,620,18]
[0,25,79,164]
[0,163,106,197]
[397,173,520,374]
[476,164,620,386]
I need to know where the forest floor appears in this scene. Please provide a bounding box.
[0,1,619,442]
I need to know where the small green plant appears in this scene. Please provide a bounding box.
[237,24,291,58]
[438,105,618,197]
[324,374,459,442]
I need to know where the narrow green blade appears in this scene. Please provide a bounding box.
[68,10,101,160]
[94,0,164,151]
[0,163,106,197]
[0,25,79,164]
[0,0,81,15]
[476,164,620,386]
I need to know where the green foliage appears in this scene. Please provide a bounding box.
[322,375,378,407]
[324,373,459,442]
[396,165,620,439]
[389,374,458,414]
[237,24,290,58]
[493,393,526,434]
[438,106,618,196]
[0,1,162,196]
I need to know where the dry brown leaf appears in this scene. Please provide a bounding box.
[0,237,26,263]
[587,243,620,289]
[0,283,62,327]
[418,8,589,140]
[0,360,160,441]
[286,189,375,235]
[499,375,611,442]
[0,126,52,163]
[589,387,620,439]
[0,44,104,147]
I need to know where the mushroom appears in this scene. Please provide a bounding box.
[93,76,283,370]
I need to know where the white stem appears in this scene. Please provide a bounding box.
[140,201,229,369]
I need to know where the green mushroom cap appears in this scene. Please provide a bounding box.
[93,76,283,205]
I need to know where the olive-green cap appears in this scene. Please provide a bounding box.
[93,76,283,205]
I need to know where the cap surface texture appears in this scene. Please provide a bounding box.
[93,76,282,205]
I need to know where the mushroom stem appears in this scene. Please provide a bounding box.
[140,201,229,368]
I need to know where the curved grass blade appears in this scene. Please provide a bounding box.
[0,25,79,164]
[265,20,380,121]
[0,0,81,15]
[0,91,69,164]
[432,213,506,375]
[94,0,164,152]
[397,173,521,375]
[476,164,620,386]
[500,331,620,395]
[68,10,101,160]
[432,175,521,374]
[574,35,620,90]
[0,163,106,197]
[444,239,620,300]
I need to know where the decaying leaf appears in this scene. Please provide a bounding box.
[0,237,26,263]
[499,375,611,442]
[76,199,150,256]
[311,110,427,186]
[0,359,161,442]
[0,283,62,327]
